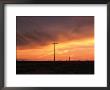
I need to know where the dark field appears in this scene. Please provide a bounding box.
[16,61,94,74]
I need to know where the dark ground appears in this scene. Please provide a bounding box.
[16,61,94,74]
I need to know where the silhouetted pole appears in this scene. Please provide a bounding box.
[69,56,70,61]
[52,42,58,62]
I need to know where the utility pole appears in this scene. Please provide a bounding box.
[69,56,70,61]
[52,42,58,62]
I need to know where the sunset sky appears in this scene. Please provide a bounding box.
[16,16,94,61]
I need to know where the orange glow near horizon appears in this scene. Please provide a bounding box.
[16,37,94,61]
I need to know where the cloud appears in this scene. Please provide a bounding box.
[16,16,94,49]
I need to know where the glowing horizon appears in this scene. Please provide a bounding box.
[17,37,94,61]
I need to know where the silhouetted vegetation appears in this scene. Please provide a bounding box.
[16,61,94,74]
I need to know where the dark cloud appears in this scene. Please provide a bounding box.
[16,16,94,49]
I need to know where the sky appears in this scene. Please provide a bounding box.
[16,16,94,61]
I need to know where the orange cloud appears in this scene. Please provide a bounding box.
[16,37,94,61]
